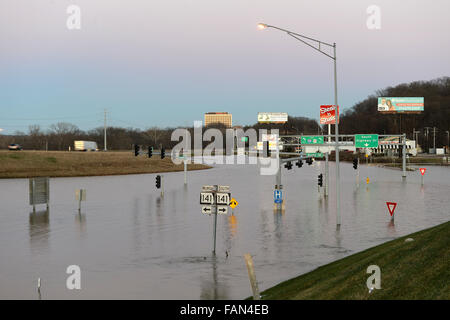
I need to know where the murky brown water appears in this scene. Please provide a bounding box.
[0,158,449,299]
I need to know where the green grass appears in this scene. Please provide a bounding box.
[255,221,450,300]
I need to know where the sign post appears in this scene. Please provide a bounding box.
[200,185,231,255]
[76,189,86,212]
[386,202,397,220]
[419,168,426,185]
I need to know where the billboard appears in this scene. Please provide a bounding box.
[320,105,339,124]
[256,133,283,150]
[257,112,288,123]
[377,97,424,113]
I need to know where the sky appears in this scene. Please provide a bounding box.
[1,0,449,134]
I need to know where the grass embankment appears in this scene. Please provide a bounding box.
[0,150,210,178]
[257,221,450,300]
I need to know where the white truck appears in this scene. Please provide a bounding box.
[74,141,98,151]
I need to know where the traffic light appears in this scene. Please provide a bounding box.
[148,146,153,158]
[263,141,271,157]
[284,161,293,170]
[296,160,303,168]
[318,173,323,187]
[155,175,161,189]
[160,147,165,159]
[134,144,140,156]
[353,158,358,170]
[306,158,313,165]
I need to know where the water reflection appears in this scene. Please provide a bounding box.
[29,209,50,253]
[75,212,87,237]
[199,256,229,299]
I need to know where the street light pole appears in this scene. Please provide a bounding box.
[258,23,341,227]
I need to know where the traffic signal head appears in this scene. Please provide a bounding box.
[161,147,165,159]
[148,146,153,158]
[318,173,323,187]
[155,175,161,189]
[296,160,303,168]
[353,158,358,170]
[284,161,293,170]
[306,158,313,165]
[134,144,140,156]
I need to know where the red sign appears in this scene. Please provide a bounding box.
[419,168,426,176]
[386,202,397,217]
[320,105,339,125]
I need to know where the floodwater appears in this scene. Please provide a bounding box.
[0,157,449,299]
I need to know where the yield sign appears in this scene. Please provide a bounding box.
[386,202,397,217]
[419,168,426,176]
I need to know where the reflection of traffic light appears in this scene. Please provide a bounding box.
[134,144,140,156]
[353,158,358,170]
[263,141,271,157]
[296,160,303,168]
[318,173,323,187]
[306,158,313,165]
[148,146,153,158]
[160,147,165,159]
[284,161,293,170]
[156,175,161,189]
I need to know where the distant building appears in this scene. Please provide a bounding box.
[204,112,232,128]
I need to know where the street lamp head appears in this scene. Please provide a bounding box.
[257,23,268,30]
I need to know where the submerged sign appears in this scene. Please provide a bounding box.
[377,97,424,113]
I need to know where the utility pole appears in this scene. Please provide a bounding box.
[104,109,107,151]
[433,127,436,152]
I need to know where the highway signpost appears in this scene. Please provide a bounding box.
[200,185,231,255]
[355,134,379,148]
[300,136,324,145]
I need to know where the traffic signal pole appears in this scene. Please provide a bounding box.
[325,152,329,197]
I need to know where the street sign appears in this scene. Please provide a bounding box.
[217,206,228,215]
[301,136,324,145]
[305,152,324,158]
[386,202,397,217]
[29,177,49,206]
[274,190,283,204]
[76,189,86,201]
[419,168,426,176]
[216,192,230,205]
[355,134,379,148]
[229,198,239,209]
[202,205,214,215]
[202,185,217,192]
[218,185,230,193]
[200,192,215,204]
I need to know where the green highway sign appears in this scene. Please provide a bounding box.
[305,152,324,158]
[300,136,324,145]
[241,137,248,142]
[355,134,379,148]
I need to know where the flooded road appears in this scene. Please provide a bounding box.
[0,158,449,299]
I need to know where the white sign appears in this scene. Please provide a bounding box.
[202,205,214,215]
[202,185,217,192]
[200,192,215,204]
[217,205,228,215]
[218,185,230,193]
[76,189,86,201]
[258,112,288,123]
[216,193,230,205]
[237,147,245,156]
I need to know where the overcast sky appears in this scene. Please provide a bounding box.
[1,0,449,133]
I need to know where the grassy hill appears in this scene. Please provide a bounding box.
[255,221,449,300]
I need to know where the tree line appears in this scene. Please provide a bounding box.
[1,77,448,151]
